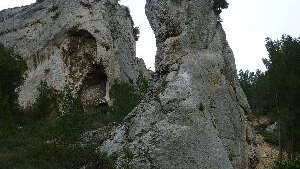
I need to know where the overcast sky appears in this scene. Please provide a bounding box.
[1,0,299,71]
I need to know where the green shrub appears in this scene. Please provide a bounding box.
[261,130,279,146]
[24,81,59,123]
[49,90,88,143]
[0,43,147,168]
[0,94,14,128]
[0,137,116,169]
[273,155,300,169]
[213,0,229,15]
[255,122,279,146]
[0,44,27,128]
[108,81,141,122]
[92,78,148,126]
[0,81,118,169]
[137,75,149,95]
[133,27,140,41]
[0,44,27,95]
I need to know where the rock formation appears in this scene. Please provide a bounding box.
[99,0,251,169]
[0,0,148,108]
[0,0,252,169]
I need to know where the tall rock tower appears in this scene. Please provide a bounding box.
[100,0,251,169]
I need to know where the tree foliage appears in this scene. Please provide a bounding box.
[108,79,145,122]
[213,0,229,15]
[0,44,146,168]
[133,27,140,41]
[0,44,27,128]
[273,155,300,169]
[238,35,300,158]
[0,80,139,169]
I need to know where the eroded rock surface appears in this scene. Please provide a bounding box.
[0,0,148,108]
[1,0,252,168]
[99,0,251,169]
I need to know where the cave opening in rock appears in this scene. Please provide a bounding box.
[63,29,108,108]
[68,29,96,41]
[63,29,97,77]
[80,62,108,108]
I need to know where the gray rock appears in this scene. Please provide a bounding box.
[246,122,256,144]
[100,0,251,169]
[0,0,148,108]
[1,0,251,168]
[165,71,177,82]
[256,150,267,160]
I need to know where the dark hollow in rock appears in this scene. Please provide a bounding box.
[80,62,108,110]
[62,29,102,105]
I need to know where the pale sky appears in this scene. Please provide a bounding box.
[1,0,299,72]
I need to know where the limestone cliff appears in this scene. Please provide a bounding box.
[1,0,251,169]
[0,0,148,108]
[99,0,251,169]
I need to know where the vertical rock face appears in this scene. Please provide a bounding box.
[0,0,148,108]
[100,0,251,169]
[1,0,251,168]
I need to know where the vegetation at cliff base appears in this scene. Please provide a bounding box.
[88,77,148,126]
[0,44,146,168]
[0,80,141,168]
[238,35,300,160]
[273,155,300,169]
[0,44,27,129]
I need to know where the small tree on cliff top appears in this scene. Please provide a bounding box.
[213,0,229,15]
